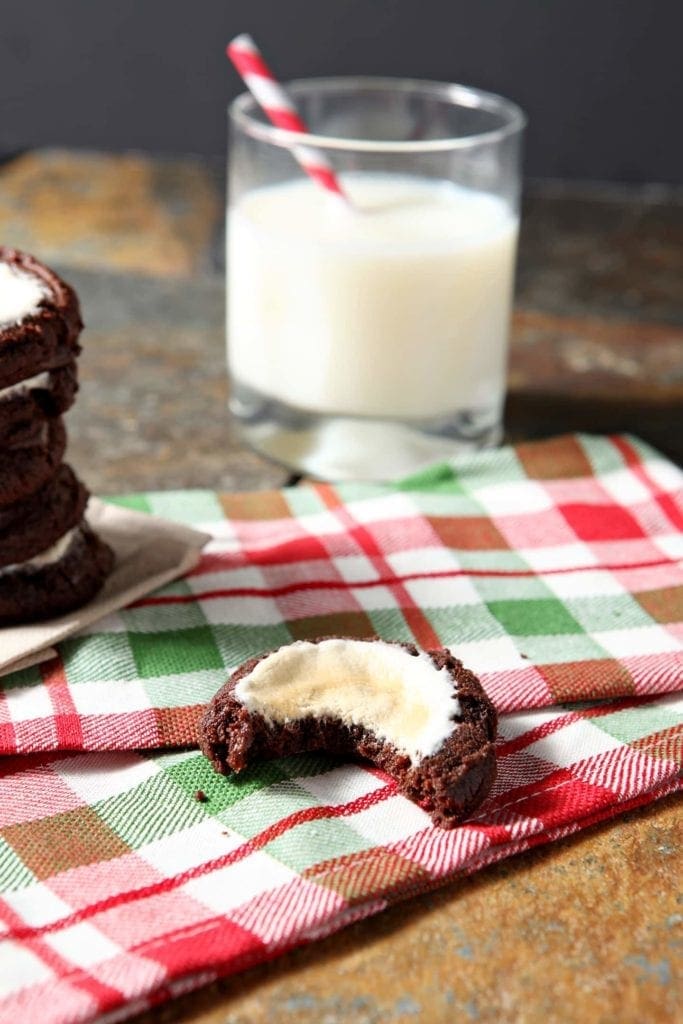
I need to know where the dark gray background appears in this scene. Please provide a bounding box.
[1,0,681,182]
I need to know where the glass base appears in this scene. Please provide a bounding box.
[231,381,502,482]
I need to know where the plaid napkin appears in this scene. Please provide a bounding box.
[1,433,682,1023]
[1,433,681,754]
[1,697,681,1022]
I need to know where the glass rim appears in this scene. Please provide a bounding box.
[229,75,527,153]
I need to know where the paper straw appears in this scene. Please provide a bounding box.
[227,33,350,203]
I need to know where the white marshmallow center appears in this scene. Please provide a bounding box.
[0,527,78,578]
[234,638,461,764]
[0,370,51,402]
[0,263,48,328]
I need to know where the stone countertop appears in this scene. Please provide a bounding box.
[0,149,680,497]
[0,149,680,1023]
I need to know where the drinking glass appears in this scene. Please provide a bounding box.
[227,77,526,480]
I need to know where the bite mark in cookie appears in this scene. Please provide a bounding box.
[200,638,497,828]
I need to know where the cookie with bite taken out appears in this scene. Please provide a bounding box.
[200,638,497,828]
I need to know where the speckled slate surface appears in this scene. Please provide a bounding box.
[0,149,680,500]
[0,149,680,1023]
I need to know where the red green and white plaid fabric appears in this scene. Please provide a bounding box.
[1,434,681,755]
[1,433,682,1023]
[1,697,681,1022]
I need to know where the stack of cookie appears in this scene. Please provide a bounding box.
[0,247,114,625]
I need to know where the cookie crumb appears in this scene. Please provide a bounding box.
[194,789,208,803]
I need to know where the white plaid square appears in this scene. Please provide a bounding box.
[386,546,460,577]
[44,923,124,970]
[599,468,651,505]
[346,493,418,524]
[142,819,243,875]
[453,636,528,673]
[3,683,54,723]
[346,794,431,844]
[543,568,627,599]
[297,765,385,805]
[0,942,53,997]
[475,480,553,515]
[351,584,398,611]
[333,554,380,583]
[642,458,683,494]
[405,575,481,608]
[71,680,152,716]
[497,707,563,740]
[202,521,239,542]
[3,882,70,928]
[184,852,297,915]
[654,533,683,560]
[201,594,283,627]
[299,511,346,536]
[519,542,597,572]
[592,625,682,658]
[526,720,623,768]
[57,752,159,802]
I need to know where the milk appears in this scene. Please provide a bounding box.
[228,174,518,420]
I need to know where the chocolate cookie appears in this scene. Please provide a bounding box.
[0,362,78,448]
[0,248,82,390]
[0,522,115,625]
[200,638,497,828]
[0,417,67,509]
[0,464,88,569]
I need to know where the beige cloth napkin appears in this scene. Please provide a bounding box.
[1,648,59,676]
[0,498,210,677]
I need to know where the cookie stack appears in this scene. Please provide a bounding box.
[0,247,114,625]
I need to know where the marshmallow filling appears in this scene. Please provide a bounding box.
[234,638,462,765]
[0,370,52,402]
[0,263,49,328]
[0,526,79,578]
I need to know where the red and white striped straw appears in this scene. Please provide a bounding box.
[227,33,350,204]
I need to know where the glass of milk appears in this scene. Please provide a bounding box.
[227,78,525,480]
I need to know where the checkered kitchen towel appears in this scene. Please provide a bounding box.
[0,433,682,1023]
[1,433,681,754]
